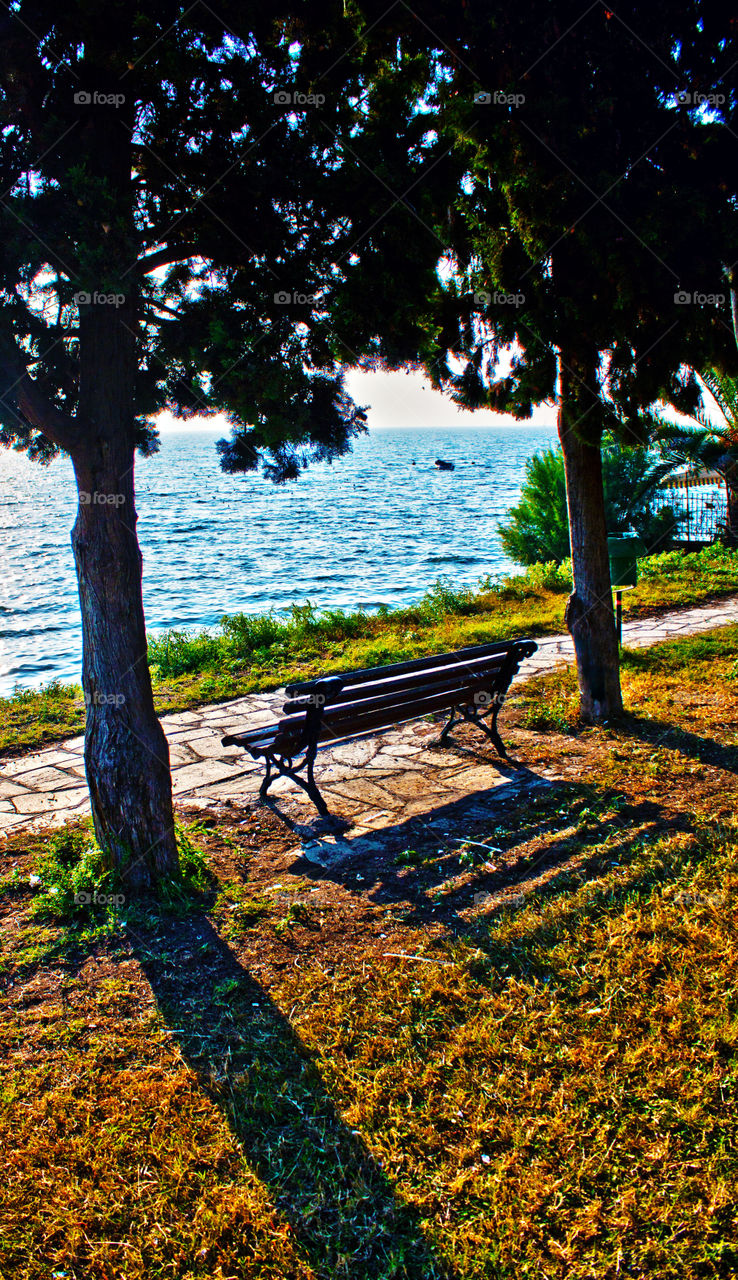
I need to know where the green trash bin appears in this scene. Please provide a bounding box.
[607,535,645,589]
[607,535,645,642]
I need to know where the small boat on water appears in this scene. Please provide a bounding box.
[434,459,455,471]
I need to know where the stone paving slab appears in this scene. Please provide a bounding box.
[2,594,738,842]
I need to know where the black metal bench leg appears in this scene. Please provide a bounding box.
[439,709,460,742]
[468,713,508,757]
[304,780,329,817]
[304,746,329,816]
[256,748,329,817]
[488,711,509,760]
[438,703,510,760]
[259,756,274,802]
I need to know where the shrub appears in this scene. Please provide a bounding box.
[309,607,371,641]
[498,447,570,566]
[148,628,221,677]
[221,611,291,652]
[499,440,683,567]
[480,560,573,599]
[416,577,477,620]
[638,543,738,580]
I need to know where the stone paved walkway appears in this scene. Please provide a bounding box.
[3,595,738,846]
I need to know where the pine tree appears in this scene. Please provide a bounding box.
[349,0,738,720]
[0,2,441,887]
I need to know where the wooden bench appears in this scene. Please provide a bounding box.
[222,638,538,816]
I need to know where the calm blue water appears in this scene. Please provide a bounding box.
[0,424,557,694]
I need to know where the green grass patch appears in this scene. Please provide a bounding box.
[0,679,83,756]
[214,879,271,939]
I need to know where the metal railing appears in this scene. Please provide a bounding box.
[654,470,727,544]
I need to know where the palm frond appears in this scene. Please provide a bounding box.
[698,368,738,432]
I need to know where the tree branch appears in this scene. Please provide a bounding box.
[0,338,81,453]
[137,245,199,274]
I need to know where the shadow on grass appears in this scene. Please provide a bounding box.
[466,801,720,994]
[615,712,738,774]
[277,771,651,920]
[129,912,456,1280]
[273,771,708,1007]
[272,763,699,963]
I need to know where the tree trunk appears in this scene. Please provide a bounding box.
[724,476,738,545]
[70,300,179,891]
[557,351,623,723]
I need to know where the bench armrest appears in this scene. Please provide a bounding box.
[285,674,345,701]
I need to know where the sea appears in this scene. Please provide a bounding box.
[0,423,558,695]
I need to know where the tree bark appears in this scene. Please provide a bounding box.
[557,351,623,723]
[723,471,738,544]
[70,299,179,891]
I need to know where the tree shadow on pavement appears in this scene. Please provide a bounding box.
[130,912,456,1280]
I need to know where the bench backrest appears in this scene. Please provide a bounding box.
[261,639,536,756]
[285,638,531,697]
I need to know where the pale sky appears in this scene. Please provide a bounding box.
[343,368,557,429]
[155,367,558,432]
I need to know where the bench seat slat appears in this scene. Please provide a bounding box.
[315,690,495,741]
[222,728,282,749]
[321,671,506,725]
[271,680,512,754]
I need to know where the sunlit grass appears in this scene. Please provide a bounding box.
[2,623,738,1276]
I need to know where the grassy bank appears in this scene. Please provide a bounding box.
[5,543,738,759]
[2,624,738,1276]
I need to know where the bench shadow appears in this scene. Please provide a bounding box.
[258,728,529,838]
[129,913,456,1280]
[278,770,685,931]
[461,796,710,985]
[615,714,738,775]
